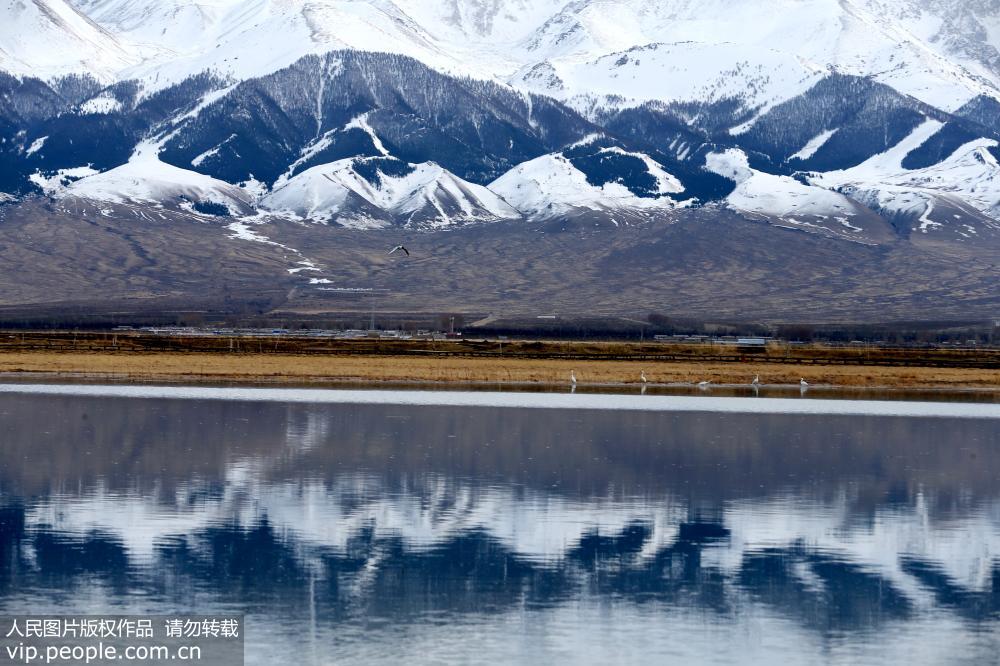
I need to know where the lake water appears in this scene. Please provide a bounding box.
[0,386,998,665]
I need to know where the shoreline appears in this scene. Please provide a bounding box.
[3,383,1000,417]
[0,351,998,392]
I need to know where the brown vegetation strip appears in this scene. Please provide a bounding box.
[0,351,998,389]
[2,332,999,367]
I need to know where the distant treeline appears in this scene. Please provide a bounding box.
[473,314,1000,346]
[0,309,996,345]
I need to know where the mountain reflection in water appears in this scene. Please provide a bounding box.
[0,392,998,665]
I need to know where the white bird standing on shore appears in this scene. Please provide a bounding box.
[800,378,810,388]
[752,375,760,387]
[571,371,577,386]
[641,371,648,384]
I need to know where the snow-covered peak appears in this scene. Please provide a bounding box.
[0,0,136,81]
[40,140,256,215]
[702,123,1000,241]
[394,0,572,43]
[513,0,1000,114]
[490,153,687,220]
[58,0,463,93]
[815,123,1000,234]
[263,157,521,228]
[71,0,245,42]
[0,0,994,115]
[705,147,881,242]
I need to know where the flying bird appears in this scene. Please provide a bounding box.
[698,380,712,389]
[388,245,410,256]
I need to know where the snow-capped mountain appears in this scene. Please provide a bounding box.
[24,0,999,110]
[0,0,135,81]
[3,0,1000,238]
[67,0,463,93]
[510,0,1000,115]
[703,148,894,243]
[8,0,999,108]
[491,136,690,220]
[263,157,521,228]
[51,140,257,216]
[814,120,1000,238]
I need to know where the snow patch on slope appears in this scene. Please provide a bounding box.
[789,129,838,162]
[191,134,237,168]
[25,137,49,156]
[79,92,123,115]
[344,112,389,157]
[29,166,100,192]
[567,133,606,149]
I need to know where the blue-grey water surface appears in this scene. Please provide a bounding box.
[0,387,998,665]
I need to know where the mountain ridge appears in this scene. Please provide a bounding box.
[2,0,999,319]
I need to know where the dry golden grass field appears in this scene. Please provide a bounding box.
[0,350,998,389]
